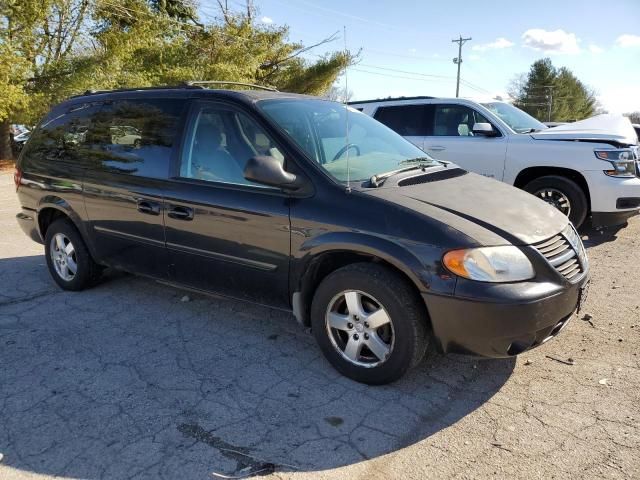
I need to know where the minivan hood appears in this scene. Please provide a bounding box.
[364,170,568,246]
[531,114,638,146]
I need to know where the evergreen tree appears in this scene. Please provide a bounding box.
[0,0,352,159]
[511,58,596,122]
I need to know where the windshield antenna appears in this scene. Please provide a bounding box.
[343,25,351,193]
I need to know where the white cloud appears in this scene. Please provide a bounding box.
[616,34,640,48]
[468,54,482,61]
[408,48,417,53]
[472,37,514,52]
[588,44,603,54]
[260,16,273,24]
[522,29,580,54]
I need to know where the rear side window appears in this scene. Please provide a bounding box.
[374,105,429,136]
[88,98,184,178]
[21,103,102,169]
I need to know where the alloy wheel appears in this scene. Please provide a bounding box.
[534,188,572,216]
[325,290,395,368]
[50,233,77,281]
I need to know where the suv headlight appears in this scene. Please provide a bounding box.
[594,149,637,177]
[443,246,535,282]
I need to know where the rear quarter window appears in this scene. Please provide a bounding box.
[20,103,102,171]
[373,105,430,136]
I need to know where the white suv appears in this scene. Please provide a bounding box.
[350,97,640,228]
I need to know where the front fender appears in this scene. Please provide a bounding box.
[293,231,455,295]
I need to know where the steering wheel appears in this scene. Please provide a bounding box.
[332,143,361,162]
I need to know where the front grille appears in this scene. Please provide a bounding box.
[532,225,587,282]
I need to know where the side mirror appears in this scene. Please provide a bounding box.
[244,155,302,190]
[472,122,498,137]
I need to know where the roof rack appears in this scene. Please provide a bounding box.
[73,81,278,98]
[348,95,436,105]
[74,85,202,98]
[183,80,278,92]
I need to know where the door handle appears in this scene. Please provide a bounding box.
[168,205,194,221]
[427,145,446,152]
[137,200,161,216]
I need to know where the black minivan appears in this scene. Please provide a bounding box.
[15,85,589,384]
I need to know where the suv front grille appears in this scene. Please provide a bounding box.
[532,225,587,282]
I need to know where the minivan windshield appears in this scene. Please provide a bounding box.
[258,99,439,183]
[481,102,547,134]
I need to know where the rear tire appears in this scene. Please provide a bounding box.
[310,263,429,385]
[44,218,102,291]
[524,175,588,228]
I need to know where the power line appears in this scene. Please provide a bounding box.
[350,68,453,84]
[460,77,493,95]
[269,0,427,36]
[363,47,449,62]
[312,51,494,93]
[358,63,455,80]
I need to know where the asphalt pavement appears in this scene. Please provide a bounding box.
[0,171,638,480]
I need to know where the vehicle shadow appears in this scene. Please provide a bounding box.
[0,255,515,479]
[579,223,628,249]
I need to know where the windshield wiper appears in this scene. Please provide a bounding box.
[399,156,449,167]
[369,161,439,188]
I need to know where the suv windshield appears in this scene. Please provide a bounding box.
[481,102,547,134]
[258,99,438,183]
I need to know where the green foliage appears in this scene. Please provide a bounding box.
[88,2,352,94]
[510,58,596,122]
[0,0,352,157]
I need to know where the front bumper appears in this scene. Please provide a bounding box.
[423,275,588,358]
[583,171,640,227]
[591,210,639,228]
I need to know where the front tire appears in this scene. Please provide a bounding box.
[310,263,429,385]
[524,175,588,228]
[44,218,102,291]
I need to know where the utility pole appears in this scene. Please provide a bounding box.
[545,86,553,122]
[452,35,472,97]
[246,0,253,21]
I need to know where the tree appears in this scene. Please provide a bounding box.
[510,58,596,122]
[624,112,640,124]
[0,0,352,159]
[90,1,352,94]
[0,0,93,158]
[323,85,353,103]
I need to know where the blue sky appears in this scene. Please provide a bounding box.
[203,0,640,113]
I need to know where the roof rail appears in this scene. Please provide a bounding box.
[72,84,203,98]
[348,95,436,105]
[183,80,278,92]
[71,81,278,99]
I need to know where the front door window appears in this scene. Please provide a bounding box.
[180,105,284,186]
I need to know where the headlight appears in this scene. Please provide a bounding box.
[594,149,637,177]
[443,246,535,282]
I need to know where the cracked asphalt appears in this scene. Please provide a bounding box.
[0,170,639,480]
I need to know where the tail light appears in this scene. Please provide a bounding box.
[14,167,22,191]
